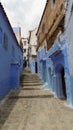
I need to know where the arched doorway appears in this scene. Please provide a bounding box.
[60,68,67,99]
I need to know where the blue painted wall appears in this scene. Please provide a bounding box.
[0,4,23,99]
[37,0,73,107]
[37,39,72,106]
[65,0,73,106]
[30,61,35,73]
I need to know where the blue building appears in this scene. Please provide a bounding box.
[37,35,72,106]
[0,3,23,99]
[64,0,73,106]
[37,0,73,107]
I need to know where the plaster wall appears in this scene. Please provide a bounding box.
[0,9,23,99]
[65,0,73,105]
[65,0,73,74]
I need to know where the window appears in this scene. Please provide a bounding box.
[23,49,26,53]
[44,44,47,53]
[42,23,45,33]
[71,4,73,14]
[53,0,55,5]
[24,57,26,60]
[52,0,55,7]
[0,27,2,44]
[24,41,26,45]
[37,35,40,43]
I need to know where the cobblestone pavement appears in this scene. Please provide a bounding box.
[0,69,73,130]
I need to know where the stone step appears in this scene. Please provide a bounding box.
[9,90,52,99]
[21,77,40,79]
[20,83,43,86]
[20,82,43,86]
[20,79,41,82]
[21,75,40,78]
[20,87,40,90]
[21,74,40,78]
[24,76,40,78]
[23,68,31,73]
[23,71,31,73]
[20,85,43,89]
[20,68,43,87]
[20,81,42,83]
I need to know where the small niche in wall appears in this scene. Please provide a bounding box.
[12,45,15,57]
[3,33,8,50]
[37,35,40,43]
[42,23,45,33]
[0,27,3,44]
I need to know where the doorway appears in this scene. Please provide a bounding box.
[48,68,52,87]
[35,62,37,73]
[61,68,67,99]
[43,61,46,82]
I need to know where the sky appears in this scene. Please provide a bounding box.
[1,0,47,37]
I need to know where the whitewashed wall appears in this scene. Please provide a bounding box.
[65,0,73,75]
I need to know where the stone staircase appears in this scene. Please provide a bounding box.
[20,68,43,88]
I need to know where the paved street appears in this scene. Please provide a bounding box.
[0,68,73,130]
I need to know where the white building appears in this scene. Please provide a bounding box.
[13,27,23,48]
[28,28,38,73]
[22,38,29,62]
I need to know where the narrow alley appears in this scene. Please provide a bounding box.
[0,68,73,130]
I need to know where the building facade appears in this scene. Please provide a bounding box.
[28,28,38,73]
[13,27,23,48]
[22,37,29,67]
[0,3,23,100]
[64,0,73,106]
[37,0,73,106]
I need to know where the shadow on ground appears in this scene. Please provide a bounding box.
[0,90,20,129]
[9,94,54,99]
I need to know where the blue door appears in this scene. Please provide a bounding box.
[10,63,19,89]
